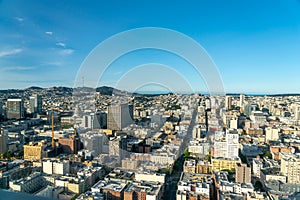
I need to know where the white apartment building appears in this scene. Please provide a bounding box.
[252,158,263,178]
[43,159,70,175]
[265,127,279,143]
[280,153,300,184]
[214,131,239,158]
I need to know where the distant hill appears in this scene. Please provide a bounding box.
[1,86,299,97]
[96,86,115,95]
[0,89,23,94]
[96,86,133,96]
[26,86,44,90]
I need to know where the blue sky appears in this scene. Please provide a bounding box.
[0,0,300,94]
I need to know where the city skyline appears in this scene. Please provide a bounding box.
[1,1,300,93]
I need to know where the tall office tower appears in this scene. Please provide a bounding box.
[225,96,232,110]
[6,98,24,119]
[107,104,133,130]
[92,112,107,129]
[29,95,42,114]
[239,94,245,107]
[82,112,107,129]
[235,163,251,183]
[295,106,300,121]
[0,128,8,154]
[205,98,211,110]
[82,114,94,129]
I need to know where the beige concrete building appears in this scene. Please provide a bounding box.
[265,127,279,143]
[24,142,44,161]
[121,159,139,170]
[235,163,251,183]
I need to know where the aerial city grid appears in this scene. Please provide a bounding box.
[1,1,300,200]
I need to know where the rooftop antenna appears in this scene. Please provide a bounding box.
[82,76,85,88]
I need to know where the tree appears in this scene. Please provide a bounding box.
[3,151,13,159]
[262,152,272,159]
[183,148,190,159]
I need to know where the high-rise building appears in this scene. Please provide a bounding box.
[6,98,24,119]
[280,153,300,184]
[213,140,227,158]
[226,131,239,158]
[295,106,300,121]
[225,96,232,110]
[107,104,133,130]
[29,95,43,114]
[252,158,263,178]
[95,111,107,129]
[235,163,251,183]
[265,127,279,143]
[82,114,94,129]
[239,94,245,107]
[205,98,211,110]
[214,131,239,159]
[82,112,107,129]
[0,128,8,154]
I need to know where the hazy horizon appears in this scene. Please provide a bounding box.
[1,1,300,93]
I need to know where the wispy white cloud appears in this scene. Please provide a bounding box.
[1,66,36,72]
[0,48,23,57]
[56,42,66,47]
[14,17,24,22]
[45,31,53,35]
[59,49,74,55]
[42,61,63,66]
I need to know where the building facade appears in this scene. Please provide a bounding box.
[235,163,251,183]
[107,104,133,130]
[7,98,24,119]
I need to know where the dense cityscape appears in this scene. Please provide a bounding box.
[1,87,300,200]
[1,1,300,200]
